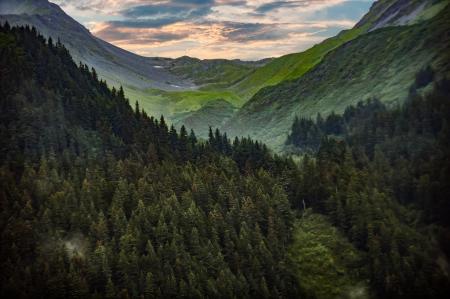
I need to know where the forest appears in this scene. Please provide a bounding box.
[1,23,450,299]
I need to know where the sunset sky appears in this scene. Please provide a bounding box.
[53,0,375,60]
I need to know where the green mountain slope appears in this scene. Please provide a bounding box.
[229,0,448,102]
[230,26,367,100]
[224,3,450,151]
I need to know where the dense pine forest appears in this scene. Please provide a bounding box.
[1,23,450,299]
[285,74,450,298]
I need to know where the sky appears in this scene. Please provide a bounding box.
[52,0,375,60]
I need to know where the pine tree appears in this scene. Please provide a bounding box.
[91,67,98,81]
[135,101,140,118]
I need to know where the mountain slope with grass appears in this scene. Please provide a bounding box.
[166,0,449,128]
[224,0,448,102]
[229,26,368,101]
[3,0,448,145]
[227,0,448,101]
[224,1,450,151]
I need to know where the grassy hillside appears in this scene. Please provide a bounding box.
[229,0,449,102]
[96,57,257,123]
[230,26,367,100]
[154,89,241,114]
[223,4,450,151]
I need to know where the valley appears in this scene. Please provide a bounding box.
[1,0,450,298]
[2,0,448,143]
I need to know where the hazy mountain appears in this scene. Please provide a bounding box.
[223,0,450,151]
[0,0,264,119]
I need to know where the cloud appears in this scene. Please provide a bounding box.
[111,1,214,28]
[109,18,187,28]
[254,1,308,13]
[54,0,147,12]
[53,0,375,59]
[220,22,289,42]
[94,23,188,44]
[88,0,224,30]
[120,1,214,18]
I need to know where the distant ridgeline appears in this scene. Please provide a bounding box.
[1,23,450,299]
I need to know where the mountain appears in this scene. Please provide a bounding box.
[0,0,194,91]
[181,0,449,131]
[229,0,448,102]
[3,0,448,138]
[223,0,450,151]
[2,19,450,299]
[229,26,367,101]
[3,0,448,144]
[0,0,265,119]
[182,0,448,129]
